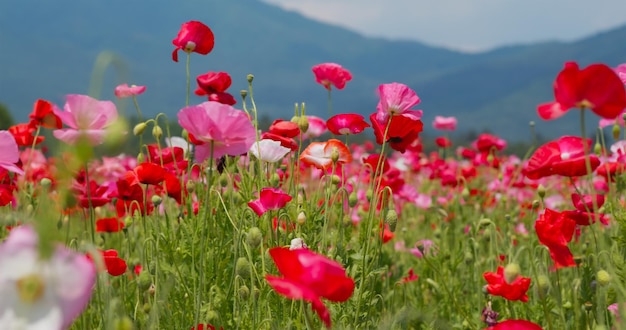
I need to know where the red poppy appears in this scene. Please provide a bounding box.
[400,268,419,283]
[524,136,600,180]
[95,217,125,233]
[269,120,300,138]
[326,113,370,135]
[248,188,293,216]
[311,63,352,90]
[534,209,576,269]
[370,113,423,153]
[115,172,152,217]
[208,92,236,105]
[562,193,608,226]
[474,133,506,153]
[172,21,215,62]
[483,266,531,302]
[8,123,44,147]
[362,154,390,175]
[265,247,355,328]
[596,161,626,182]
[261,132,298,151]
[435,136,452,148]
[191,324,223,330]
[195,72,232,96]
[88,249,127,276]
[300,139,352,170]
[74,180,111,208]
[29,99,62,129]
[380,223,394,243]
[133,163,167,185]
[485,319,543,330]
[538,62,626,120]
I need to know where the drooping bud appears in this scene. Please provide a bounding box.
[537,184,546,199]
[152,125,163,140]
[246,227,262,249]
[348,192,358,207]
[613,124,621,140]
[385,209,398,232]
[537,275,550,296]
[133,122,147,136]
[235,257,251,279]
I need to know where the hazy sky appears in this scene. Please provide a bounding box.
[263,0,626,52]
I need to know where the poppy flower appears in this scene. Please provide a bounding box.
[400,268,419,283]
[432,115,457,131]
[249,139,291,163]
[435,136,452,148]
[370,113,423,153]
[326,113,370,135]
[195,72,232,96]
[375,82,423,123]
[208,92,236,105]
[53,94,119,146]
[311,63,352,90]
[534,209,576,269]
[265,247,355,328]
[616,63,626,84]
[269,119,300,138]
[562,193,608,226]
[114,84,146,98]
[95,217,125,233]
[132,163,167,185]
[0,226,96,329]
[177,101,256,162]
[524,136,600,180]
[172,21,215,62]
[8,123,44,147]
[483,266,531,302]
[75,180,111,208]
[191,324,223,330]
[300,139,352,170]
[301,115,327,139]
[261,132,299,151]
[28,99,62,129]
[0,131,24,175]
[473,133,506,153]
[88,249,128,276]
[248,188,293,216]
[538,62,626,120]
[485,319,543,330]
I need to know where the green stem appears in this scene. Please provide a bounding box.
[185,52,191,107]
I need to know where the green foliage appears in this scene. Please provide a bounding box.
[0,102,14,129]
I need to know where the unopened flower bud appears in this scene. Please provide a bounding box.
[348,192,358,207]
[246,74,254,83]
[529,121,535,127]
[504,263,521,284]
[331,147,340,163]
[537,275,550,296]
[584,302,593,311]
[269,173,280,187]
[238,285,250,300]
[461,187,470,199]
[246,227,262,249]
[219,173,229,187]
[296,211,306,225]
[40,178,52,189]
[138,271,152,291]
[479,218,493,228]
[532,199,541,209]
[235,257,251,279]
[152,125,163,140]
[613,124,621,140]
[133,122,147,136]
[113,316,134,330]
[151,195,162,206]
[330,174,341,185]
[385,209,398,232]
[366,189,373,202]
[240,90,248,99]
[290,238,307,250]
[137,152,145,164]
[597,270,611,286]
[594,142,602,155]
[298,116,309,133]
[181,129,189,140]
[537,184,546,199]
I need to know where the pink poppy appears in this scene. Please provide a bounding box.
[311,63,352,90]
[486,319,543,330]
[248,188,293,216]
[114,84,146,98]
[53,94,119,146]
[375,82,422,123]
[538,62,626,120]
[432,115,457,131]
[172,21,215,62]
[265,247,355,328]
[326,113,370,135]
[615,63,626,84]
[177,101,256,162]
[0,131,24,175]
[301,115,328,139]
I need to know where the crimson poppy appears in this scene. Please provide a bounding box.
[195,72,232,96]
[172,21,215,62]
[265,247,355,328]
[8,123,44,147]
[248,188,293,216]
[538,62,626,120]
[483,266,531,302]
[269,119,300,138]
[534,209,576,269]
[524,136,600,180]
[326,113,370,135]
[486,319,543,330]
[95,217,125,233]
[370,113,423,153]
[29,99,62,129]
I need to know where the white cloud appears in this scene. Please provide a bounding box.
[263,0,626,52]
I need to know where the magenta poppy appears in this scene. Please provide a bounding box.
[312,63,352,90]
[172,21,215,62]
[326,113,370,135]
[248,188,293,216]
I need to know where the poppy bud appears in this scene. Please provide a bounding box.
[594,142,602,155]
[240,90,247,99]
[152,125,163,140]
[133,122,147,136]
[331,147,340,163]
[385,209,398,232]
[584,302,593,311]
[269,173,280,187]
[40,178,52,189]
[246,227,262,249]
[247,74,254,83]
[529,121,535,128]
[479,218,493,228]
[461,187,470,199]
[289,238,308,250]
[537,275,550,296]
[330,174,341,185]
[296,211,306,225]
[235,257,251,279]
[537,184,546,199]
[138,271,152,291]
[219,173,229,187]
[181,129,189,140]
[504,263,521,284]
[348,192,358,207]
[238,285,250,300]
[366,189,373,202]
[151,195,162,206]
[597,270,611,286]
[113,316,134,330]
[298,116,309,133]
[532,199,541,209]
[613,124,621,140]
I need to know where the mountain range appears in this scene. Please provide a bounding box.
[1,0,625,141]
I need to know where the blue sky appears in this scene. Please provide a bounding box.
[263,0,626,52]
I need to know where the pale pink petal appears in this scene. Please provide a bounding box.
[538,101,569,120]
[0,131,23,175]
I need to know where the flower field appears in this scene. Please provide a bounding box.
[2,20,626,330]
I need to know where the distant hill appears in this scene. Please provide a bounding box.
[1,0,625,141]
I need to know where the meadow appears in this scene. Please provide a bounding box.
[1,20,626,330]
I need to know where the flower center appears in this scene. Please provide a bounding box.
[16,274,45,304]
[184,41,197,53]
[576,99,594,110]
